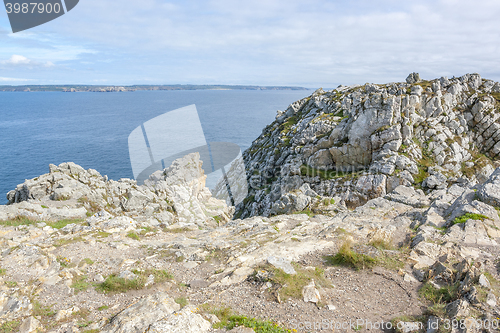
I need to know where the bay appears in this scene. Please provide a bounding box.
[0,89,311,204]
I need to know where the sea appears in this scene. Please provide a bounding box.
[0,89,312,204]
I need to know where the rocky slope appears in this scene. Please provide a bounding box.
[236,73,500,218]
[1,151,500,332]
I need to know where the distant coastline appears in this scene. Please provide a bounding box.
[0,84,310,92]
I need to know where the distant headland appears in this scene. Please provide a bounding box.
[0,84,310,92]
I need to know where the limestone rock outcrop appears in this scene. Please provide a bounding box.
[4,153,233,227]
[237,73,500,218]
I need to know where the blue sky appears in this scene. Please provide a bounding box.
[0,0,499,87]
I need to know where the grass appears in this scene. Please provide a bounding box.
[81,258,94,265]
[165,227,191,233]
[0,321,20,333]
[324,241,377,271]
[451,213,489,226]
[126,232,140,240]
[200,304,294,333]
[71,275,91,294]
[139,226,156,235]
[96,274,144,293]
[54,236,85,247]
[5,281,17,288]
[96,269,173,293]
[49,219,85,229]
[97,231,110,238]
[97,305,109,311]
[483,271,500,298]
[265,264,330,300]
[293,209,314,217]
[174,297,188,308]
[418,282,460,315]
[0,216,37,227]
[369,238,393,250]
[0,268,6,276]
[32,300,55,317]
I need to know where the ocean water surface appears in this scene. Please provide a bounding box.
[0,89,311,204]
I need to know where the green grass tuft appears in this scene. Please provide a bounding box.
[174,297,188,308]
[71,276,91,294]
[0,320,20,333]
[48,219,84,229]
[451,213,489,226]
[126,232,140,240]
[325,241,377,270]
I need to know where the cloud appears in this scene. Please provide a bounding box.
[4,54,30,65]
[0,76,31,82]
[1,54,55,68]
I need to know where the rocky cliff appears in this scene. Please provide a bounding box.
[2,74,500,332]
[236,73,500,218]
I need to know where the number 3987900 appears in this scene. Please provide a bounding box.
[5,2,62,14]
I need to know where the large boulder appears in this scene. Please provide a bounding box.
[101,293,180,333]
[477,168,500,207]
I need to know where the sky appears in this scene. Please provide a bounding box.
[0,0,499,88]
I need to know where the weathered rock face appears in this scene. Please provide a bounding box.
[237,73,500,218]
[4,153,233,227]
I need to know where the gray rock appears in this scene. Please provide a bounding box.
[267,256,296,275]
[19,316,41,333]
[478,274,491,288]
[101,292,180,333]
[386,185,429,208]
[446,299,469,317]
[119,270,137,280]
[189,279,210,289]
[302,279,321,303]
[486,292,497,307]
[477,168,500,207]
[406,72,421,84]
[147,305,212,333]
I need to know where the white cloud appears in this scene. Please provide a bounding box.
[0,76,31,82]
[4,55,31,65]
[1,54,57,68]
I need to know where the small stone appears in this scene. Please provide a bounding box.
[183,262,198,269]
[404,273,418,283]
[94,274,105,283]
[486,293,497,307]
[446,299,469,317]
[144,274,155,287]
[19,316,41,333]
[327,304,336,311]
[478,274,491,288]
[189,280,210,289]
[118,270,136,280]
[302,279,321,304]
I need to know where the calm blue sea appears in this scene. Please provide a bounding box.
[0,89,311,204]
